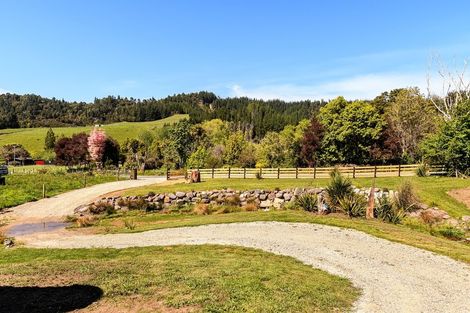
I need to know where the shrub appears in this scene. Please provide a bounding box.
[193,203,211,215]
[415,163,429,177]
[433,225,465,240]
[420,210,443,227]
[325,169,353,212]
[243,202,259,211]
[76,216,97,227]
[225,195,241,206]
[124,219,136,230]
[295,194,318,212]
[337,193,367,218]
[374,196,403,224]
[393,181,418,211]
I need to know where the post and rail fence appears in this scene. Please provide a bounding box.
[187,164,447,180]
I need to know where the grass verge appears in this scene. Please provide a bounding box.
[0,173,121,209]
[0,245,359,313]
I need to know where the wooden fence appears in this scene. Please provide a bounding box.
[187,164,447,179]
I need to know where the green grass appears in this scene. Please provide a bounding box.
[0,114,187,157]
[126,177,470,217]
[0,172,120,209]
[0,245,359,312]
[91,210,470,264]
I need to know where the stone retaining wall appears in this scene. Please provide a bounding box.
[75,187,392,215]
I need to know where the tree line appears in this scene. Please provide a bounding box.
[0,87,468,175]
[0,92,323,139]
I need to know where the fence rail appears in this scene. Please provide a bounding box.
[187,164,446,179]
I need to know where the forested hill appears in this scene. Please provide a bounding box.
[0,92,324,138]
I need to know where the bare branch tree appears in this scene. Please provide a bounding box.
[427,55,470,120]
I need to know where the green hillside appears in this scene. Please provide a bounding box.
[0,114,187,157]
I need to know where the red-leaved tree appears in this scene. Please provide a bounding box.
[300,117,324,167]
[88,128,107,166]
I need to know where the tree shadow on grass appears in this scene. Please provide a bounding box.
[0,284,103,313]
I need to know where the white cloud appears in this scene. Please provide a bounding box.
[0,88,11,94]
[230,72,428,101]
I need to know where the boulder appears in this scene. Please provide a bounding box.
[176,192,186,198]
[273,198,285,209]
[283,193,292,201]
[260,200,274,208]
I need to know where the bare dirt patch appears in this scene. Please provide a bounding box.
[448,187,470,209]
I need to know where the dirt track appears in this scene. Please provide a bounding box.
[3,176,165,220]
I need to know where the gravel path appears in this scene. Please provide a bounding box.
[5,176,165,219]
[28,221,470,313]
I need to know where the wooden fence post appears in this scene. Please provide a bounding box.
[212,167,215,179]
[228,167,231,179]
[260,168,263,179]
[42,183,46,198]
[243,167,246,179]
[398,164,401,177]
[374,165,377,178]
[353,166,356,179]
[313,166,316,179]
[295,167,298,179]
[277,168,280,179]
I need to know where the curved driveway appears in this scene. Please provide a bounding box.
[6,176,165,219]
[28,221,470,313]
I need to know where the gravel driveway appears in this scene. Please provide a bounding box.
[6,176,165,219]
[28,221,470,313]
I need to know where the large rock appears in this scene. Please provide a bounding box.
[273,198,285,209]
[260,200,274,208]
[176,192,186,198]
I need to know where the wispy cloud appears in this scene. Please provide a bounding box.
[230,72,427,101]
[103,80,138,95]
[0,88,11,94]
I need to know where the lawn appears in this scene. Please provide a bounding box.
[0,172,120,209]
[125,177,470,217]
[0,245,359,313]
[0,114,187,157]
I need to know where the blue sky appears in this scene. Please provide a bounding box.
[1,0,470,102]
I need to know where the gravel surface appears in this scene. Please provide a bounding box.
[5,176,165,218]
[28,221,470,313]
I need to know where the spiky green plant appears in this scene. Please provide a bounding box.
[325,169,354,212]
[337,193,367,218]
[295,194,318,212]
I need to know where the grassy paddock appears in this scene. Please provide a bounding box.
[0,245,359,312]
[90,210,470,264]
[0,173,120,209]
[0,114,187,157]
[125,177,470,217]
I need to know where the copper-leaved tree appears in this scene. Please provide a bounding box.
[88,128,107,168]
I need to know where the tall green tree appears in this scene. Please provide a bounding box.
[386,88,439,161]
[44,128,56,150]
[319,97,383,164]
[422,100,470,175]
